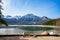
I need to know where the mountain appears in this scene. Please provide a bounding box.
[3,14,51,25]
[3,15,21,25]
[41,16,51,23]
[41,16,51,21]
[13,16,21,19]
[42,18,60,26]
[4,15,12,19]
[3,18,18,25]
[19,14,43,24]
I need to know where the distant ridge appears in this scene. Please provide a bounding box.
[3,14,51,25]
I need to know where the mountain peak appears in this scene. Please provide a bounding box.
[42,16,48,18]
[42,16,51,20]
[6,15,12,17]
[23,14,37,18]
[25,14,35,16]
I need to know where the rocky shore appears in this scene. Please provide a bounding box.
[0,31,59,40]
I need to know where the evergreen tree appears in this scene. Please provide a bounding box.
[0,0,8,26]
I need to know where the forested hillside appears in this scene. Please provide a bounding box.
[42,18,60,26]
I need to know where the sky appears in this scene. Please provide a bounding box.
[2,0,60,18]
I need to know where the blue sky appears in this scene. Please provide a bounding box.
[2,0,60,18]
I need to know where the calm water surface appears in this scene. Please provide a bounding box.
[0,25,60,35]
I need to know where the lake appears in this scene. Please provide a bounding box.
[0,25,60,35]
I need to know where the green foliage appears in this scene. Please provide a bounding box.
[0,0,8,26]
[0,18,8,26]
[42,18,60,26]
[0,0,2,2]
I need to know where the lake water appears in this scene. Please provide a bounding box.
[0,25,60,35]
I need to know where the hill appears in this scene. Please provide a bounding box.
[42,18,60,26]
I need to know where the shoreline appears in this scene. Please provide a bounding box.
[0,36,60,40]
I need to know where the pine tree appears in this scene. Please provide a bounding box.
[0,0,8,26]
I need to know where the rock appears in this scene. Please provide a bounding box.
[41,31,49,35]
[49,32,54,35]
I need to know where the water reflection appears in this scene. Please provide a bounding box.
[0,25,60,35]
